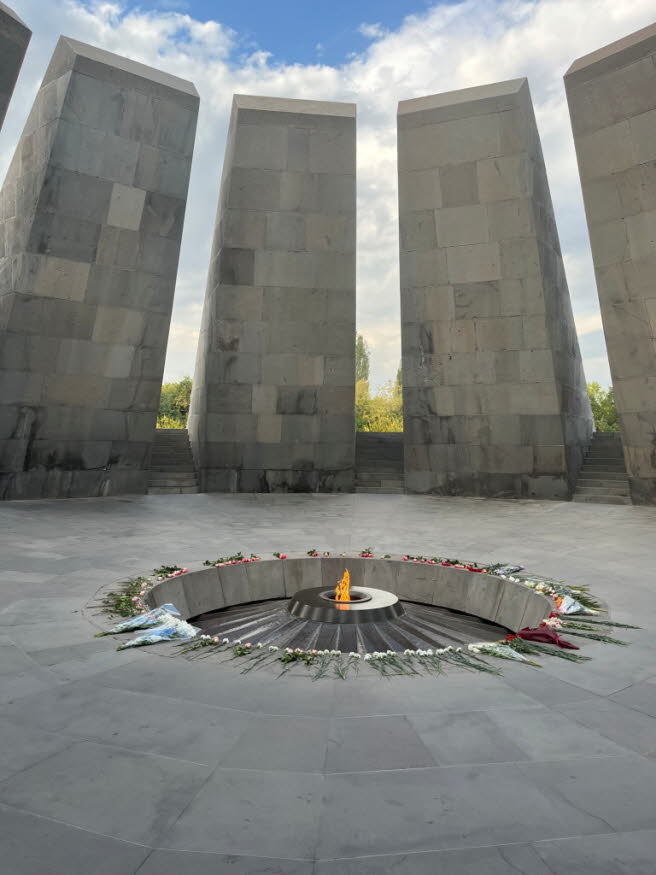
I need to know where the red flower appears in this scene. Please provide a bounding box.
[506,633,517,641]
[279,554,287,560]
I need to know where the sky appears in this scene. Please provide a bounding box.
[2,0,655,391]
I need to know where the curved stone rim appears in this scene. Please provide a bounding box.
[141,553,551,633]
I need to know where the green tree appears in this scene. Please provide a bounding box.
[356,379,403,433]
[158,376,192,428]
[355,334,370,383]
[587,382,619,432]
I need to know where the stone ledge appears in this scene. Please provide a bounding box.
[144,555,551,632]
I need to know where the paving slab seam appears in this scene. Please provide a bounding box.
[0,800,153,852]
[310,829,624,861]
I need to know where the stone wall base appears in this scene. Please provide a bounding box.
[201,468,355,494]
[0,468,147,500]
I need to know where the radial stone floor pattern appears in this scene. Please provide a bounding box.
[0,492,655,874]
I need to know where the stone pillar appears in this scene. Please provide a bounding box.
[398,79,593,498]
[0,37,198,499]
[189,95,356,492]
[0,1,31,132]
[565,23,656,505]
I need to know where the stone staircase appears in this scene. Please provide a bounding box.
[573,431,631,505]
[355,432,405,494]
[148,428,200,495]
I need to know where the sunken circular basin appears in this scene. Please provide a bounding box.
[142,554,551,654]
[289,586,403,624]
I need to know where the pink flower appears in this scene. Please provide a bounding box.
[182,568,188,574]
[244,642,252,648]
[131,596,139,601]
[215,563,221,567]
[402,556,408,561]
[279,554,287,560]
[242,558,250,563]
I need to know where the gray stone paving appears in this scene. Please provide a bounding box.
[0,493,655,872]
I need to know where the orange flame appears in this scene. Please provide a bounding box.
[334,569,351,602]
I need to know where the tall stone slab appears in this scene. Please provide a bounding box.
[0,1,31,132]
[0,37,198,499]
[398,79,593,499]
[189,95,356,492]
[565,23,656,505]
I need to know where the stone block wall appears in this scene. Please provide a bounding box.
[0,1,31,132]
[189,95,356,492]
[565,23,656,504]
[398,79,593,498]
[0,37,198,499]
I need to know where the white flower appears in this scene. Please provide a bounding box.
[386,650,394,656]
[235,639,242,645]
[268,645,279,652]
[404,649,413,655]
[222,638,230,644]
[364,654,371,661]
[256,642,263,648]
[200,635,211,641]
[350,653,361,659]
[426,649,434,656]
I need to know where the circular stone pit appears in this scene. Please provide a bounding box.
[141,554,551,654]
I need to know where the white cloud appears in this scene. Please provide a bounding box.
[575,313,603,336]
[2,0,654,392]
[358,22,387,39]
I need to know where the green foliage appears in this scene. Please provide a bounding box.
[158,376,192,428]
[153,564,183,576]
[355,334,370,382]
[587,382,619,432]
[101,577,149,618]
[356,378,403,432]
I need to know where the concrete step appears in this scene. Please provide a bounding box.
[355,471,404,484]
[355,461,404,472]
[580,464,626,473]
[577,478,629,491]
[148,470,197,479]
[148,477,198,487]
[151,447,192,453]
[150,453,193,465]
[148,486,200,495]
[578,469,628,480]
[355,486,405,494]
[575,483,629,496]
[573,493,632,505]
[149,465,196,473]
